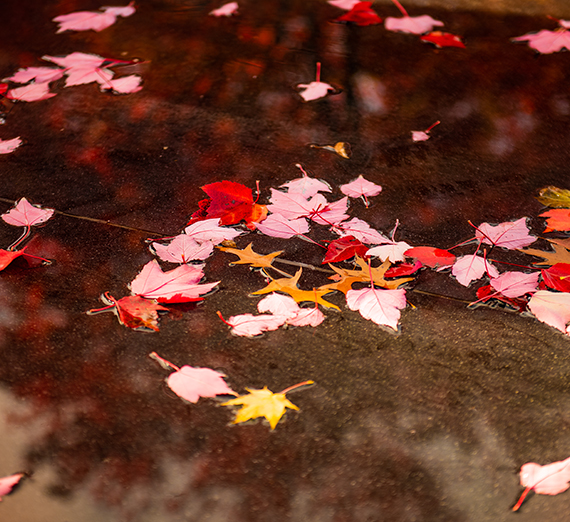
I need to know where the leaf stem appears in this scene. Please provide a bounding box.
[391,0,408,17]
[316,62,321,83]
[425,120,441,133]
[280,380,315,395]
[149,352,180,371]
[512,486,532,512]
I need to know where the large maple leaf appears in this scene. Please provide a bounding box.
[129,260,218,303]
[528,290,570,334]
[452,254,499,287]
[322,235,368,264]
[53,2,136,33]
[512,20,570,54]
[474,217,535,249]
[347,287,407,331]
[2,198,54,227]
[188,181,267,230]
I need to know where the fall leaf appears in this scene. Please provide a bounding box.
[129,260,218,303]
[52,2,136,33]
[0,249,25,271]
[219,312,287,337]
[385,14,443,35]
[367,241,412,263]
[347,287,407,330]
[535,186,570,208]
[528,290,570,334]
[474,218,535,249]
[421,31,465,48]
[452,254,499,287]
[340,175,382,207]
[100,75,142,94]
[332,218,391,245]
[87,293,168,332]
[209,2,239,17]
[541,263,570,292]
[0,473,24,501]
[218,242,283,268]
[0,137,22,154]
[266,189,328,220]
[513,456,570,511]
[222,381,313,429]
[309,142,352,159]
[411,120,440,142]
[405,246,455,268]
[328,0,360,9]
[255,214,310,239]
[541,209,570,232]
[252,268,340,310]
[42,52,114,87]
[310,197,350,226]
[7,82,57,102]
[520,239,570,266]
[5,66,64,84]
[297,81,334,102]
[334,1,382,26]
[188,180,267,230]
[2,198,54,227]
[150,352,236,403]
[280,167,331,197]
[384,260,422,278]
[512,20,570,54]
[322,235,369,264]
[489,271,539,298]
[474,285,527,312]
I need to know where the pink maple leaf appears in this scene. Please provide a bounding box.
[167,366,236,403]
[266,189,328,220]
[5,67,64,84]
[257,293,300,317]
[0,473,24,501]
[297,81,334,102]
[0,138,22,154]
[328,0,360,9]
[221,313,286,337]
[347,287,406,330]
[7,82,56,102]
[367,241,412,263]
[286,306,325,327]
[489,271,539,298]
[475,217,535,249]
[452,254,499,287]
[100,75,142,94]
[513,456,570,511]
[385,14,443,35]
[151,235,214,263]
[512,21,570,54]
[53,2,136,33]
[528,290,570,334]
[2,198,54,227]
[340,175,382,207]
[184,218,242,244]
[280,167,331,198]
[255,214,309,239]
[311,196,349,226]
[42,53,114,87]
[129,260,218,303]
[411,130,430,142]
[332,217,391,244]
[209,2,239,16]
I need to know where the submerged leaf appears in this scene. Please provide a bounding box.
[536,186,570,208]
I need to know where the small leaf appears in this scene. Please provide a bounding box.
[536,186,570,208]
[218,242,283,268]
[0,473,25,501]
[2,198,54,227]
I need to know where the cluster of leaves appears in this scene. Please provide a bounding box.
[0,2,142,154]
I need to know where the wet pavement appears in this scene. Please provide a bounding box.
[2,1,570,521]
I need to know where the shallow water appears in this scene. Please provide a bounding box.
[2,1,570,521]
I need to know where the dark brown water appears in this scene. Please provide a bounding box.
[2,1,570,521]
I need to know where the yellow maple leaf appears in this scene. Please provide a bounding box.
[222,381,314,429]
[218,243,283,268]
[251,268,340,310]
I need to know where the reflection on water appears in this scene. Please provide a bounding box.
[2,0,570,520]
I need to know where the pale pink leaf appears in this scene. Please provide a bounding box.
[5,67,64,84]
[102,3,136,17]
[151,235,214,263]
[367,241,412,263]
[53,11,117,33]
[0,473,24,501]
[385,15,443,35]
[512,29,570,54]
[411,130,430,142]
[167,365,236,403]
[266,189,328,220]
[100,75,142,94]
[7,82,56,102]
[2,198,54,227]
[209,2,239,16]
[286,307,325,327]
[225,313,286,337]
[280,175,331,198]
[347,287,406,331]
[520,457,570,495]
[311,197,349,226]
[43,52,106,69]
[489,271,539,298]
[297,81,334,102]
[257,293,300,317]
[255,214,309,239]
[332,217,391,245]
[475,217,535,249]
[452,254,499,287]
[560,20,570,29]
[528,290,570,333]
[328,0,360,9]
[340,175,382,203]
[184,218,242,244]
[129,260,218,303]
[0,138,22,154]
[42,53,113,87]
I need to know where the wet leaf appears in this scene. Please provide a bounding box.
[219,312,287,337]
[384,261,422,278]
[536,186,570,208]
[334,1,382,26]
[541,263,570,293]
[367,241,412,263]
[452,254,499,287]
[297,81,334,102]
[280,169,331,198]
[328,0,360,9]
[385,14,443,35]
[52,2,135,33]
[218,242,283,268]
[333,218,391,245]
[346,287,407,330]
[7,82,56,102]
[541,209,570,232]
[512,22,570,54]
[1,198,54,227]
[0,473,24,501]
[0,137,22,154]
[0,249,25,271]
[255,214,310,239]
[209,2,239,17]
[421,31,465,48]
[520,239,570,266]
[5,66,64,84]
[340,175,382,206]
[405,246,455,268]
[322,235,368,264]
[475,217,535,249]
[489,271,539,298]
[528,290,570,334]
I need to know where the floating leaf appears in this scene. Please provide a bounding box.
[536,186,570,208]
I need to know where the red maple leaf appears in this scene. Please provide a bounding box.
[322,235,368,264]
[0,249,25,271]
[420,31,466,48]
[474,285,528,312]
[385,261,422,278]
[542,263,570,293]
[188,181,267,230]
[404,246,455,268]
[334,1,382,26]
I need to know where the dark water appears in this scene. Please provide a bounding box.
[2,1,570,521]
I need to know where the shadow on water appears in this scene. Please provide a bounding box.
[2,0,570,520]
